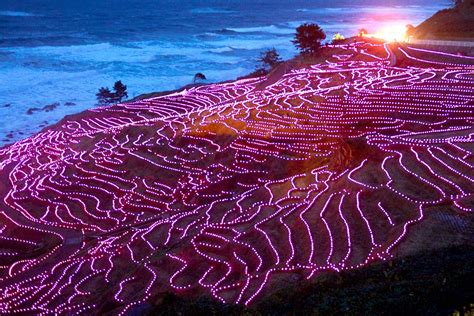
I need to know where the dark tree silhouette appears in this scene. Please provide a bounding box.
[358,28,368,37]
[96,87,114,106]
[292,23,326,55]
[193,73,207,82]
[112,81,128,103]
[96,81,128,106]
[258,48,282,70]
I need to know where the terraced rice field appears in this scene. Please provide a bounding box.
[0,42,473,314]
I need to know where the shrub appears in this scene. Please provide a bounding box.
[258,48,282,70]
[193,73,207,82]
[332,33,345,44]
[96,87,114,106]
[112,80,128,103]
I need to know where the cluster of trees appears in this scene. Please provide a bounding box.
[96,22,384,104]
[94,24,340,104]
[96,23,328,104]
[96,81,128,106]
[257,22,352,70]
[254,23,327,75]
[260,21,422,65]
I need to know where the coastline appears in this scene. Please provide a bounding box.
[3,35,473,150]
[0,2,448,148]
[0,42,352,149]
[0,72,259,148]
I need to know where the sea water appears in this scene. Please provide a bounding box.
[0,0,448,145]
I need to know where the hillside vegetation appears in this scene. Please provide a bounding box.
[413,1,474,40]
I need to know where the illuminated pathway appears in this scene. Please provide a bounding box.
[0,43,473,314]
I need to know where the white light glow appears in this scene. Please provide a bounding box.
[367,24,408,42]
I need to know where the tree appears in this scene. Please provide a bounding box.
[112,80,128,103]
[258,48,282,70]
[96,87,114,106]
[96,80,128,106]
[292,23,326,55]
[358,28,368,37]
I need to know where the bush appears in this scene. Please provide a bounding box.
[96,87,114,106]
[258,48,282,70]
[193,73,207,82]
[332,33,345,44]
[292,23,326,55]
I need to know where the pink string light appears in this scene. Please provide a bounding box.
[0,42,472,314]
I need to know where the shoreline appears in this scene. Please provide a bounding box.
[3,1,474,149]
[0,71,261,148]
[0,43,344,149]
[0,2,454,148]
[3,36,474,150]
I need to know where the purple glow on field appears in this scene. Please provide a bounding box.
[0,42,472,314]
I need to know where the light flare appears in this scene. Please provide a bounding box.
[367,24,408,42]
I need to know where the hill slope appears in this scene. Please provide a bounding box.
[413,1,474,40]
[0,43,473,314]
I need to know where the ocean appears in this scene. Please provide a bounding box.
[0,0,448,146]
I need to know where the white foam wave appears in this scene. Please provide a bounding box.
[225,25,295,35]
[191,8,235,14]
[7,42,198,64]
[0,11,37,17]
[208,37,295,53]
[208,47,234,53]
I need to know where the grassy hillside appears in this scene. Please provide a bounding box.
[413,1,474,40]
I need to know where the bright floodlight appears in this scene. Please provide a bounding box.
[368,24,408,42]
